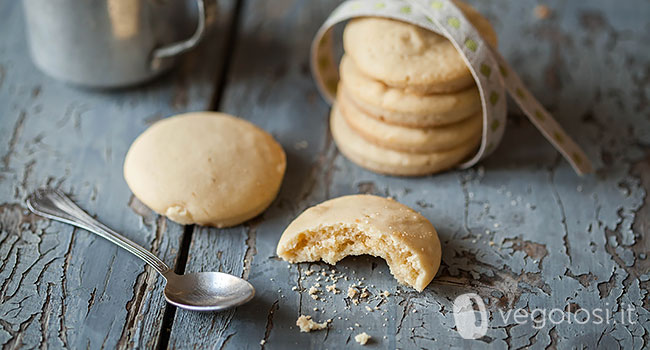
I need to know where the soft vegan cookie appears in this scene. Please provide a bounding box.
[330,105,479,176]
[343,1,498,94]
[276,195,442,291]
[339,55,481,127]
[338,86,482,153]
[124,112,286,227]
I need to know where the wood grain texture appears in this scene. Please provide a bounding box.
[0,0,235,348]
[167,0,650,349]
[0,0,648,349]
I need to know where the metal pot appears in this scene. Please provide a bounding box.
[22,0,210,88]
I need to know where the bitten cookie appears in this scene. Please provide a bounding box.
[343,0,498,94]
[124,112,286,227]
[276,195,442,292]
[338,85,482,153]
[339,55,481,127]
[330,105,479,176]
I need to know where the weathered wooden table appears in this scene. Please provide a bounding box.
[1,0,648,349]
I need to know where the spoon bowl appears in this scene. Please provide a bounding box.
[163,271,255,311]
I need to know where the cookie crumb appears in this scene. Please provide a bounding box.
[326,284,340,294]
[347,286,358,298]
[534,4,551,19]
[309,286,319,295]
[296,315,329,332]
[355,332,371,345]
[304,269,314,276]
[365,305,373,312]
[360,288,369,299]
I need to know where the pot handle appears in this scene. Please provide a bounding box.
[151,0,207,63]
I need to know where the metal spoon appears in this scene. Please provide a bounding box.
[26,188,255,312]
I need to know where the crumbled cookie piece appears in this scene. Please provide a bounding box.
[355,332,371,345]
[360,288,369,299]
[296,315,329,332]
[326,284,340,294]
[347,286,358,298]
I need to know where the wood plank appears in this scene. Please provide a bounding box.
[0,0,236,348]
[168,0,650,348]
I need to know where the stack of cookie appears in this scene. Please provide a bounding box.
[330,1,497,176]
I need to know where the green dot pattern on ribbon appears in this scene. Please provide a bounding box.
[318,56,329,70]
[534,110,545,121]
[499,65,508,77]
[326,78,338,96]
[553,131,564,144]
[430,0,443,9]
[491,119,500,132]
[572,152,583,165]
[480,64,491,77]
[489,92,499,106]
[465,38,477,52]
[516,87,526,99]
[375,2,385,9]
[447,17,460,28]
[400,6,411,13]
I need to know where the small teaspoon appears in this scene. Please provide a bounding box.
[26,188,255,312]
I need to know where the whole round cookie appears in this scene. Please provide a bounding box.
[338,87,482,153]
[124,112,286,227]
[277,194,441,291]
[339,55,481,127]
[331,105,479,176]
[343,0,498,94]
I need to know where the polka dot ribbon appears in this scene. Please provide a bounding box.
[310,0,593,175]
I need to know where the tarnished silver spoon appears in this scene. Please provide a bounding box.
[26,188,255,312]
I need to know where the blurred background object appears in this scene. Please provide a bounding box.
[22,0,215,88]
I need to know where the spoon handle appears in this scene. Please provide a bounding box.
[26,189,171,276]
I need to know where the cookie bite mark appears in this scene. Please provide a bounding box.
[277,195,441,292]
[279,223,427,291]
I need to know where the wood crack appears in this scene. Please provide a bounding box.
[38,282,54,349]
[242,221,259,280]
[548,155,572,265]
[260,300,279,349]
[2,111,27,171]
